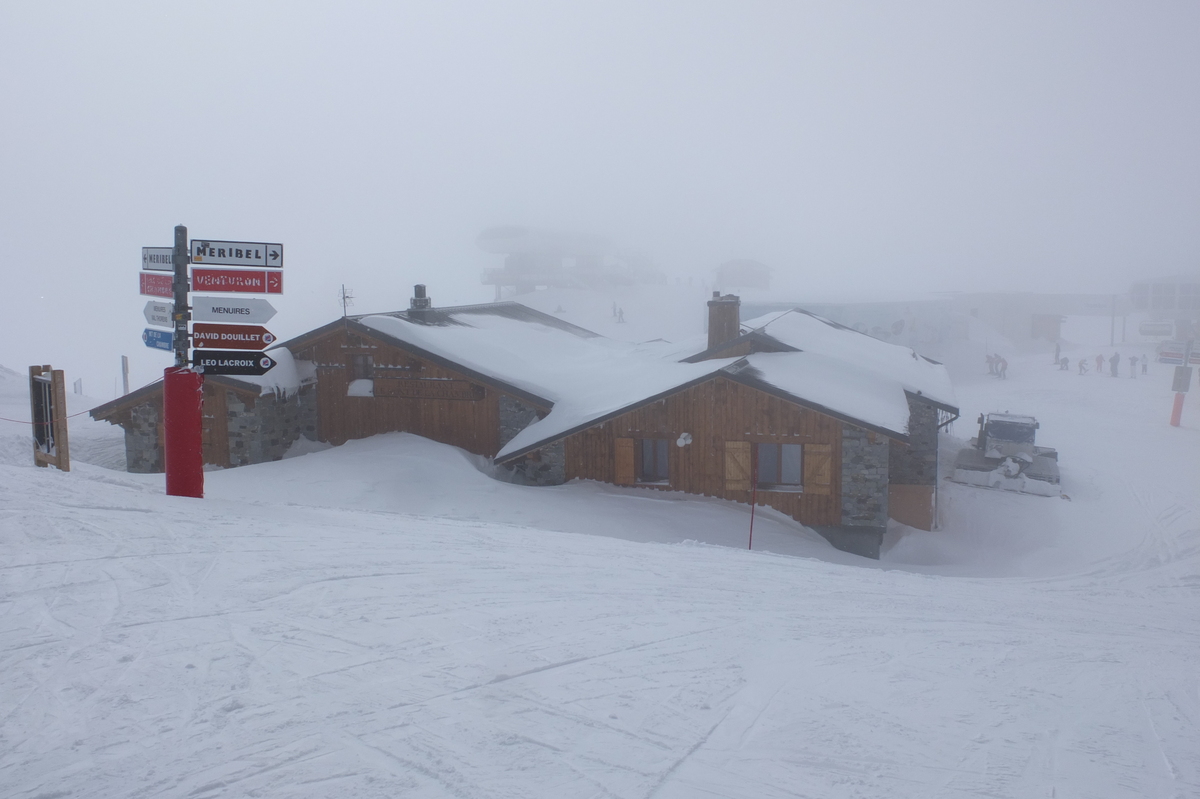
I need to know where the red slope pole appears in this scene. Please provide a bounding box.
[164,366,204,497]
[748,451,757,550]
[1170,392,1185,427]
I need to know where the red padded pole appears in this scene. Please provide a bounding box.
[163,366,204,498]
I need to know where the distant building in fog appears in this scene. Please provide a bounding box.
[477,226,662,299]
[715,259,770,291]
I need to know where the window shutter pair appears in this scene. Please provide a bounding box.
[721,441,833,494]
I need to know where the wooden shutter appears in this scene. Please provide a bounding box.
[804,443,832,495]
[614,437,635,486]
[724,441,751,491]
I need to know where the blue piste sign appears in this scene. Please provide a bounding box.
[142,328,174,352]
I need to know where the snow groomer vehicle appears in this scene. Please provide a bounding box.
[952,413,1061,496]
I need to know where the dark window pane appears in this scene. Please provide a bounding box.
[757,444,779,485]
[655,440,669,480]
[640,439,654,478]
[781,444,802,485]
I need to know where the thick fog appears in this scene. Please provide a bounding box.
[2,2,1198,395]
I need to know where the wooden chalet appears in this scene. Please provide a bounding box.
[93,285,958,558]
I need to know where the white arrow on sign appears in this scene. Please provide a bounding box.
[144,300,174,328]
[191,296,277,324]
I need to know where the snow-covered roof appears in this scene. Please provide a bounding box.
[346,301,957,462]
[356,311,736,459]
[241,348,317,398]
[739,309,957,410]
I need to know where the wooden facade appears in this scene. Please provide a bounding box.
[560,376,846,527]
[290,325,545,456]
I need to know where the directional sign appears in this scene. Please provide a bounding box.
[1156,341,1200,365]
[191,268,282,294]
[190,240,283,268]
[192,350,276,376]
[142,247,175,272]
[142,328,174,351]
[144,300,174,328]
[191,296,277,324]
[139,272,174,298]
[192,324,276,350]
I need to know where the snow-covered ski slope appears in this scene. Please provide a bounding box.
[2,344,1199,798]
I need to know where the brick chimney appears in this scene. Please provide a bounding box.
[707,291,741,350]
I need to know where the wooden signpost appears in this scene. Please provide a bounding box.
[139,226,284,498]
[28,365,70,472]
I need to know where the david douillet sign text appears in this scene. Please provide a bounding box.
[192,324,276,350]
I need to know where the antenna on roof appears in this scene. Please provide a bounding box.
[340,284,355,317]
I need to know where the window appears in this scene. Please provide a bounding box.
[637,439,669,484]
[350,354,374,380]
[755,443,802,490]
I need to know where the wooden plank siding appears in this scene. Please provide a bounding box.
[291,326,516,456]
[562,376,843,527]
[200,385,229,467]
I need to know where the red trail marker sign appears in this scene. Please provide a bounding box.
[192,323,276,350]
[191,268,283,294]
[139,272,174,298]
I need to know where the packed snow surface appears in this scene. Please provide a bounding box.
[2,342,1199,798]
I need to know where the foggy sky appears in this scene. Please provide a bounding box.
[2,2,1198,395]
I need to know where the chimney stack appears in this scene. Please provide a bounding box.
[410,284,432,318]
[707,291,741,350]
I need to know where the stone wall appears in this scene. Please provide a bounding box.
[888,396,939,485]
[498,394,541,449]
[227,387,318,466]
[502,441,566,486]
[840,424,889,528]
[496,394,565,486]
[124,402,162,473]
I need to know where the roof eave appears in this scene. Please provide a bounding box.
[495,368,726,464]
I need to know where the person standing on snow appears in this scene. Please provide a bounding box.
[1096,354,1104,373]
[986,353,996,375]
[1110,352,1120,377]
[1141,354,1148,375]
[998,356,1008,379]
[1079,359,1088,375]
[1129,354,1138,378]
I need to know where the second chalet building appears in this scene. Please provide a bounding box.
[91,286,958,558]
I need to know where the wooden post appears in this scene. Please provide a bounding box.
[28,365,70,472]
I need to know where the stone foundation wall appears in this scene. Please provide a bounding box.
[227,387,318,466]
[496,394,565,486]
[499,442,566,486]
[124,402,162,473]
[498,394,541,449]
[889,397,939,485]
[840,424,889,528]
